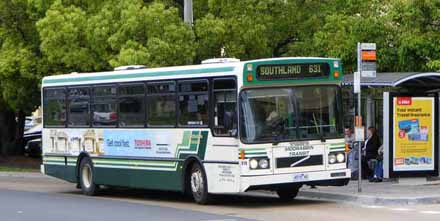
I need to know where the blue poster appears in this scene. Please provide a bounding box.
[102,130,176,158]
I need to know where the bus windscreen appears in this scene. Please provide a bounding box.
[240,85,343,143]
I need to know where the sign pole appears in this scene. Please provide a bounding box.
[355,42,376,192]
[357,42,362,193]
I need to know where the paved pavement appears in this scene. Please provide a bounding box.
[2,172,440,221]
[0,189,246,221]
[299,179,440,205]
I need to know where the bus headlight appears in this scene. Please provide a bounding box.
[249,158,270,169]
[258,159,269,169]
[250,158,259,169]
[336,153,345,163]
[328,154,337,164]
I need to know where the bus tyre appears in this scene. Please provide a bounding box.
[79,157,99,196]
[276,187,299,202]
[190,163,210,204]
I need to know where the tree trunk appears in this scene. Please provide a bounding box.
[15,110,26,155]
[0,109,16,156]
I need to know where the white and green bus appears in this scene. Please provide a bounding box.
[41,57,350,204]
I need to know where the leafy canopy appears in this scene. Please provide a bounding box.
[0,0,439,115]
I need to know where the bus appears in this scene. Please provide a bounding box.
[41,57,350,204]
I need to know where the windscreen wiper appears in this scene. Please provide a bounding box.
[272,119,287,146]
[312,113,326,142]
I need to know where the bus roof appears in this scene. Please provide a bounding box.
[42,57,340,87]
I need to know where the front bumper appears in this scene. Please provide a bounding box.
[240,168,351,192]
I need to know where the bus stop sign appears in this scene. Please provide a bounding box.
[360,43,376,78]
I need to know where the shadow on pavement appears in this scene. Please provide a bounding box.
[63,187,331,208]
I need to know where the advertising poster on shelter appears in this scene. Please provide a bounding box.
[393,97,435,171]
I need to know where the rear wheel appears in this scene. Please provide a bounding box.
[276,187,299,202]
[79,157,99,196]
[189,163,210,204]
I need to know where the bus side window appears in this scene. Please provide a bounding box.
[92,85,117,127]
[178,80,209,127]
[213,78,237,136]
[146,81,176,127]
[118,84,145,127]
[43,88,66,127]
[67,87,90,127]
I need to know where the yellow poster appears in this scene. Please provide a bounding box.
[393,97,434,171]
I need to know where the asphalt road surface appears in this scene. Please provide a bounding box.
[1,173,440,221]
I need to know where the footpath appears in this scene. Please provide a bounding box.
[2,171,440,206]
[298,179,440,205]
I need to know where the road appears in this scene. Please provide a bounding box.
[1,173,440,221]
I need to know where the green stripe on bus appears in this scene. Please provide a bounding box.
[244,155,268,158]
[94,163,176,168]
[329,146,345,150]
[44,157,64,161]
[244,153,268,156]
[330,149,345,152]
[329,143,345,147]
[44,161,65,164]
[197,131,209,160]
[243,151,267,154]
[43,67,235,84]
[239,148,266,151]
[93,159,176,166]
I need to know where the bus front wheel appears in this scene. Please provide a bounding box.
[276,187,299,202]
[190,163,210,204]
[79,157,99,196]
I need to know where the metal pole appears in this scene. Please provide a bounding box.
[183,0,193,25]
[357,42,362,193]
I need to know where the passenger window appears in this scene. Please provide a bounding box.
[43,89,66,127]
[67,87,90,127]
[213,79,237,136]
[92,85,117,127]
[147,82,176,127]
[178,80,209,127]
[119,84,145,127]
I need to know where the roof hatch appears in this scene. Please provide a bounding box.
[114,65,147,71]
[201,58,240,64]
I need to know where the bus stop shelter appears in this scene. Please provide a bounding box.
[342,72,440,179]
[342,72,440,132]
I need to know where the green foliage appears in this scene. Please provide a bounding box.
[37,0,195,72]
[194,0,296,60]
[389,0,440,72]
[284,0,440,73]
[0,0,439,116]
[106,1,195,67]
[0,0,41,113]
[37,1,99,73]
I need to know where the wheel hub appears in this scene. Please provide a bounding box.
[82,164,92,188]
[191,169,203,195]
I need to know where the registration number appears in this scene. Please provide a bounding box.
[293,173,309,182]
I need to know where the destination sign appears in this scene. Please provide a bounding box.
[256,63,330,80]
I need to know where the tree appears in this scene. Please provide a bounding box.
[37,0,196,73]
[0,0,43,154]
[284,0,440,73]
[389,0,440,72]
[282,0,396,73]
[194,0,303,61]
[0,0,439,155]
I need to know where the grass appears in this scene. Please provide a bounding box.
[0,166,39,173]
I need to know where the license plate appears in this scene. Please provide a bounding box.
[293,173,309,182]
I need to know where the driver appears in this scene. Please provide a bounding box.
[265,110,279,125]
[266,110,284,130]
